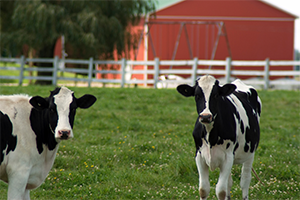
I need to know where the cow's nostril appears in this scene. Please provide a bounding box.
[58,130,70,139]
[199,114,213,123]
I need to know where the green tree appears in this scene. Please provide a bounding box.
[0,0,17,57]
[0,0,156,84]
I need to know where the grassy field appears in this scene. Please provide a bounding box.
[0,86,299,199]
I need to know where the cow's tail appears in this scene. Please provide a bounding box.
[252,168,265,186]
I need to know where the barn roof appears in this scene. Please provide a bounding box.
[154,0,297,19]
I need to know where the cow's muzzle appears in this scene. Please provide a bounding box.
[58,130,71,140]
[199,113,213,124]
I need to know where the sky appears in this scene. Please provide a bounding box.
[263,0,300,51]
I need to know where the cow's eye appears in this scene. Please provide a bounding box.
[50,108,55,113]
[195,94,201,100]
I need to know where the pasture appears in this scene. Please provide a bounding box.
[0,85,299,199]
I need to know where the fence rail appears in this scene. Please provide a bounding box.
[0,56,300,89]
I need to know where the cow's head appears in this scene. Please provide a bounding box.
[177,75,236,126]
[29,87,97,141]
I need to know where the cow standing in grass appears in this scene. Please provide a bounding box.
[177,75,261,200]
[0,87,96,200]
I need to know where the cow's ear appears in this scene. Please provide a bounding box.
[219,84,236,96]
[30,96,49,110]
[77,94,97,109]
[177,84,195,97]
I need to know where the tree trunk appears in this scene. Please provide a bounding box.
[35,42,56,85]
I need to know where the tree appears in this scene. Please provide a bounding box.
[0,0,156,84]
[0,0,18,57]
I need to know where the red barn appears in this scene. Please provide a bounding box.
[130,0,297,81]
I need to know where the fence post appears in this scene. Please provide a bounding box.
[88,57,94,87]
[154,57,160,88]
[225,57,231,83]
[52,56,59,85]
[191,57,198,84]
[264,58,270,90]
[121,58,126,88]
[18,55,25,86]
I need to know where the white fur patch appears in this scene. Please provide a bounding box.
[232,79,254,93]
[53,87,74,138]
[197,75,216,116]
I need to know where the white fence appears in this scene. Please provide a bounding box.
[0,56,300,89]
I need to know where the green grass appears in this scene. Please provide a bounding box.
[0,86,299,199]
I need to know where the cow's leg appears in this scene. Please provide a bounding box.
[24,189,31,200]
[240,154,254,200]
[226,173,233,200]
[7,180,26,200]
[216,153,234,200]
[195,151,210,200]
[7,171,30,200]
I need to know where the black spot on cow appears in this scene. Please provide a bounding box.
[240,120,244,134]
[244,143,249,153]
[234,142,239,154]
[226,143,230,149]
[249,88,261,116]
[192,116,206,156]
[0,111,17,164]
[30,108,58,154]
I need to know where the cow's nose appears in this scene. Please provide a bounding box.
[199,113,213,123]
[58,130,71,140]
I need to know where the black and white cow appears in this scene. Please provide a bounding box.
[177,75,261,200]
[0,86,96,200]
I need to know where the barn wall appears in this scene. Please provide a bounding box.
[146,19,294,60]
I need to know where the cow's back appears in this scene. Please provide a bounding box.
[0,94,32,114]
[0,95,34,140]
[232,79,261,116]
[229,80,261,164]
